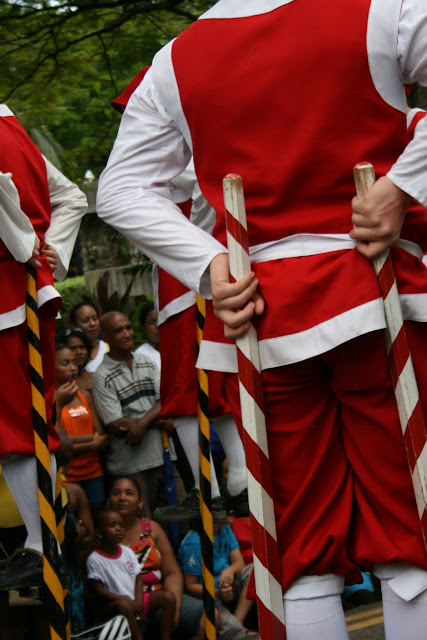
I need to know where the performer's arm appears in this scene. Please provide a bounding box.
[43,157,87,281]
[96,69,226,298]
[351,0,427,259]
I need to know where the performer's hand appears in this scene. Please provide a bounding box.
[42,244,59,272]
[209,253,265,339]
[350,176,411,259]
[28,236,41,269]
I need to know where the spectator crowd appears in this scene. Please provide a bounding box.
[0,299,261,640]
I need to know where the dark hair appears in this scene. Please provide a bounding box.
[109,476,142,499]
[69,302,99,326]
[139,301,155,327]
[93,506,122,530]
[59,328,92,353]
[55,341,69,352]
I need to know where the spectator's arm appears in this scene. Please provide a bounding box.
[152,520,183,627]
[183,573,204,600]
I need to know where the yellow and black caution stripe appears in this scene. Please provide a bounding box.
[196,295,216,640]
[54,465,71,640]
[26,264,69,640]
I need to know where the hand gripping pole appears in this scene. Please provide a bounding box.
[223,174,286,639]
[354,162,427,550]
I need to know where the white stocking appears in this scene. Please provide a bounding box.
[374,564,427,640]
[174,416,221,498]
[213,414,247,495]
[284,574,349,640]
[1,453,58,554]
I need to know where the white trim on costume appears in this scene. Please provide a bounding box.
[249,233,423,263]
[158,292,196,326]
[367,0,406,112]
[0,304,26,331]
[151,44,193,151]
[37,285,61,310]
[0,105,14,118]
[197,290,427,373]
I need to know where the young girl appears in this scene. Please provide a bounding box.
[86,508,144,640]
[55,344,108,506]
[107,478,180,640]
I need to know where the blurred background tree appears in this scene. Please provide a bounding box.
[0,0,214,182]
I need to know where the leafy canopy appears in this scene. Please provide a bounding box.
[0,1,214,180]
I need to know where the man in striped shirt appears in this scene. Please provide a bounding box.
[92,312,186,517]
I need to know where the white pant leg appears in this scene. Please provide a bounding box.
[283,574,349,640]
[374,564,427,640]
[1,453,58,554]
[213,414,247,495]
[174,416,221,498]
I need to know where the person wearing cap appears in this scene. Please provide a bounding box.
[97,3,427,637]
[0,104,87,591]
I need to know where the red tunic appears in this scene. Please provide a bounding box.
[168,0,427,371]
[0,111,60,456]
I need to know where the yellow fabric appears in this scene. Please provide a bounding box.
[0,467,24,528]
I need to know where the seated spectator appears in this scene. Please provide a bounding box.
[55,343,108,506]
[69,302,109,372]
[87,507,145,640]
[92,312,186,516]
[178,521,256,640]
[107,476,204,640]
[64,481,95,634]
[59,327,94,392]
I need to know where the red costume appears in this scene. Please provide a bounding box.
[0,108,60,456]
[156,0,427,590]
[97,1,427,623]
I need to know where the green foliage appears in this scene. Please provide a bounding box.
[0,0,215,181]
[55,275,90,332]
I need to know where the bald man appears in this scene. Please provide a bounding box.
[92,312,185,516]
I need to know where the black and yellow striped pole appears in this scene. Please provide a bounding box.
[196,295,216,640]
[26,263,69,640]
[54,464,71,640]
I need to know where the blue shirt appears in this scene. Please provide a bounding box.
[178,525,239,589]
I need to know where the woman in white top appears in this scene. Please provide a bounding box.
[69,302,108,372]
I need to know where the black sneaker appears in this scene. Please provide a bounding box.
[211,496,227,523]
[153,488,227,523]
[224,488,249,518]
[0,549,69,593]
[0,549,43,592]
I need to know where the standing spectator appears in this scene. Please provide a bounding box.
[55,343,108,506]
[92,312,186,516]
[59,327,94,392]
[135,301,160,370]
[69,302,109,372]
